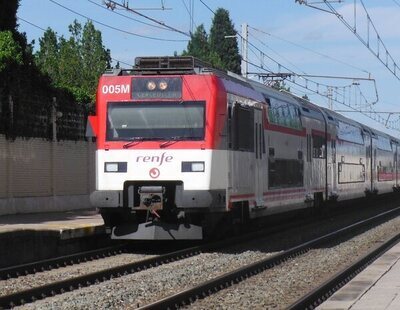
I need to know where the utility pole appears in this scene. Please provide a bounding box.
[241,23,248,78]
[327,86,333,110]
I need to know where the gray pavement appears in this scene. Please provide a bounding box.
[319,240,400,310]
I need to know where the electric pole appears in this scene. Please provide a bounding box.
[241,23,248,78]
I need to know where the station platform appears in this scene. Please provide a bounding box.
[319,240,400,309]
[0,209,107,268]
[0,209,104,239]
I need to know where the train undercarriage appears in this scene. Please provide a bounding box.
[92,181,230,240]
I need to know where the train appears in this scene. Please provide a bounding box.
[87,56,400,240]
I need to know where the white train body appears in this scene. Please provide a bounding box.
[87,57,400,240]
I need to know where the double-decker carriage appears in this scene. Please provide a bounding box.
[87,56,400,240]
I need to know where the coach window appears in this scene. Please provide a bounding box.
[337,121,364,145]
[267,98,301,130]
[312,135,326,158]
[269,159,304,189]
[377,135,392,152]
[232,104,254,152]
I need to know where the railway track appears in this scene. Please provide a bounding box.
[0,213,311,309]
[288,232,400,309]
[1,204,398,309]
[0,244,128,280]
[138,207,400,309]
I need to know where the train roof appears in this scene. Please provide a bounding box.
[108,56,398,143]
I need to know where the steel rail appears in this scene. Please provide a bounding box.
[1,205,398,309]
[288,232,400,309]
[138,207,400,309]
[0,214,310,309]
[0,244,128,280]
[0,245,204,309]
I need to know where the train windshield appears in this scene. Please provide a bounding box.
[106,101,205,141]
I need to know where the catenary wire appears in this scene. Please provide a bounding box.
[393,0,400,7]
[86,0,175,32]
[249,26,371,76]
[181,0,197,33]
[17,16,134,67]
[199,0,215,15]
[48,0,188,42]
[103,0,190,37]
[321,0,400,81]
[248,32,307,75]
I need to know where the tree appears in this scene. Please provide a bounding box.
[80,21,111,98]
[183,24,210,60]
[0,0,19,32]
[209,8,241,74]
[182,24,224,69]
[0,31,22,71]
[35,28,59,82]
[35,20,111,106]
[58,35,84,99]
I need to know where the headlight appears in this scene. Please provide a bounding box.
[182,161,205,172]
[104,162,127,173]
[146,80,156,91]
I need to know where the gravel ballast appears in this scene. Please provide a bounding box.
[189,216,400,309]
[0,253,155,297]
[10,207,399,309]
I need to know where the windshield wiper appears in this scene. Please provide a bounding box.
[123,137,145,149]
[123,137,169,149]
[160,136,180,148]
[160,136,202,148]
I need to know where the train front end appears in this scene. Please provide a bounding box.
[88,58,228,240]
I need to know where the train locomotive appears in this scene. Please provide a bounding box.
[87,56,400,240]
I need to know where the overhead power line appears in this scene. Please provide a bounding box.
[199,0,215,15]
[196,1,389,128]
[392,0,400,8]
[86,0,175,32]
[48,0,187,42]
[296,0,400,81]
[239,22,398,130]
[248,32,307,75]
[103,0,190,37]
[181,0,196,34]
[18,16,134,67]
[249,26,371,76]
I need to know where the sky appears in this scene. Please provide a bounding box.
[17,0,400,137]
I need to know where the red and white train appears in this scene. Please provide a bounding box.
[87,56,400,240]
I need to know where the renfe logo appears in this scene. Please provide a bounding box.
[136,152,173,166]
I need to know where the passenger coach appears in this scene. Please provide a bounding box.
[87,56,400,240]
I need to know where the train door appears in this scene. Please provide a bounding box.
[329,139,337,197]
[365,132,372,193]
[254,108,264,206]
[394,143,398,188]
[397,144,400,188]
[305,133,312,193]
[372,137,378,192]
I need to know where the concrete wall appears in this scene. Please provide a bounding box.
[0,135,95,215]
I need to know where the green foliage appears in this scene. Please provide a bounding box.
[0,31,23,71]
[182,9,240,73]
[81,21,111,100]
[183,24,224,69]
[0,1,99,141]
[35,20,111,107]
[35,28,59,81]
[209,8,241,74]
[183,24,210,59]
